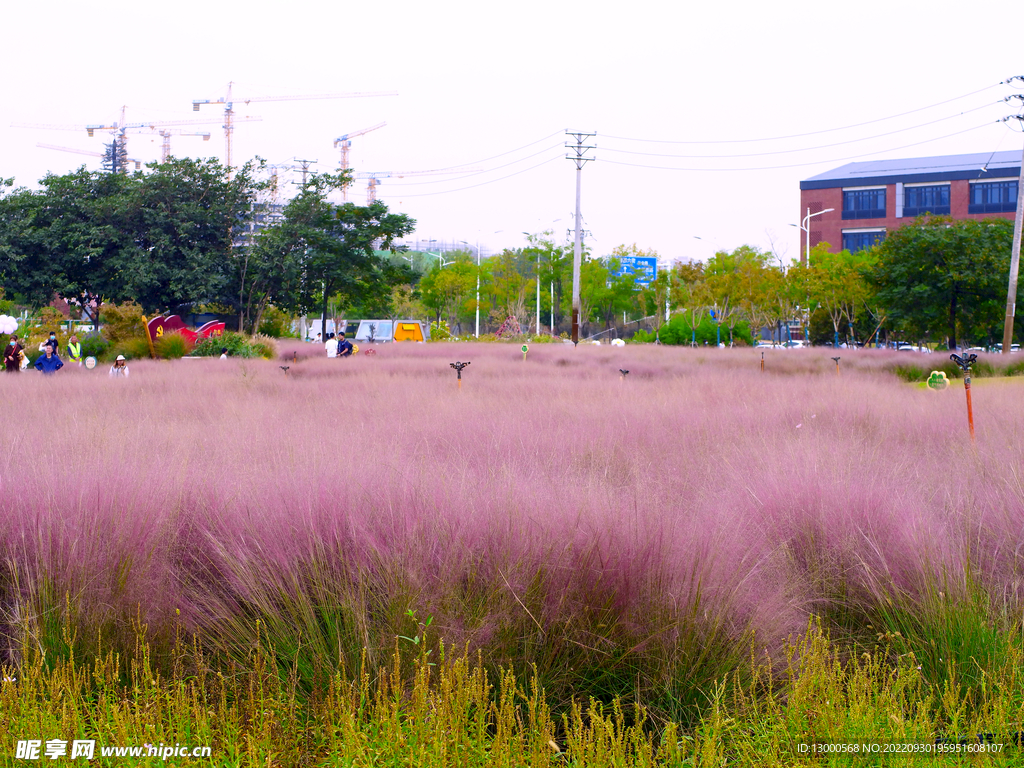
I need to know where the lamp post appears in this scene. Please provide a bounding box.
[471,230,502,338]
[790,208,835,267]
[789,207,834,341]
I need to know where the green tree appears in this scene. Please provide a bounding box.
[121,157,264,314]
[419,255,476,329]
[868,217,1016,349]
[705,246,765,346]
[807,243,875,347]
[524,232,571,335]
[253,173,415,333]
[0,159,265,328]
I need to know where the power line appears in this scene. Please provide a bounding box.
[603,83,1000,144]
[377,154,563,197]
[600,102,999,159]
[380,143,565,186]
[598,121,998,172]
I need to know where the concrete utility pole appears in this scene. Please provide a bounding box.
[566,131,596,345]
[293,158,318,186]
[1000,83,1024,354]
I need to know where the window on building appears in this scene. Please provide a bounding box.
[842,230,885,253]
[969,180,1018,214]
[843,188,886,219]
[903,185,950,216]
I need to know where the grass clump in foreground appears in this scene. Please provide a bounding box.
[3,618,1024,766]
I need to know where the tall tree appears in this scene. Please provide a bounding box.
[419,254,476,328]
[255,173,415,333]
[705,246,766,346]
[0,159,264,327]
[869,216,1016,349]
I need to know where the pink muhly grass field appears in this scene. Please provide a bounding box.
[2,344,1023,720]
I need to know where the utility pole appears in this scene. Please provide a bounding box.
[293,159,318,186]
[1000,81,1024,354]
[566,131,596,345]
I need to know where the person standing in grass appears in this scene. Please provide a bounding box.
[34,344,63,375]
[337,332,354,357]
[109,355,129,378]
[40,331,59,356]
[66,335,82,366]
[325,333,338,358]
[4,335,23,372]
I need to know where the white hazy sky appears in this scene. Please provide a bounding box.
[3,0,1023,264]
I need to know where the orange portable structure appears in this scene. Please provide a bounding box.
[393,321,428,342]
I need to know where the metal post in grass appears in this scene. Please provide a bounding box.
[450,361,470,390]
[141,315,157,359]
[831,356,840,375]
[950,352,978,442]
[761,351,764,373]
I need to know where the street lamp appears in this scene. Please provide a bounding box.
[789,207,834,343]
[789,208,835,266]
[471,230,502,338]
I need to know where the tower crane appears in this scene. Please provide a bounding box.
[191,82,397,174]
[333,122,385,200]
[14,107,260,162]
[38,143,144,171]
[155,130,211,162]
[354,167,482,204]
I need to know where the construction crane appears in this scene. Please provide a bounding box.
[333,122,385,200]
[155,130,211,162]
[38,142,144,171]
[354,168,482,204]
[192,82,398,174]
[85,113,260,156]
[14,107,259,162]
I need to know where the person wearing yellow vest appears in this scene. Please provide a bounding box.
[66,335,83,366]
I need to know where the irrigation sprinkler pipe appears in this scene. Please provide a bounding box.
[450,361,470,391]
[950,353,977,442]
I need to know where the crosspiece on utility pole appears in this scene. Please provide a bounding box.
[292,159,318,186]
[566,130,596,346]
[1000,77,1024,354]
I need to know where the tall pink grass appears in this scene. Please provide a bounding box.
[2,345,1023,719]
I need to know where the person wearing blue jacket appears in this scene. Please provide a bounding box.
[34,344,63,375]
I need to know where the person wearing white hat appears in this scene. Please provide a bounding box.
[109,355,129,378]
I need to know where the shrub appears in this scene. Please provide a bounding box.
[78,332,109,360]
[658,315,753,347]
[109,336,153,361]
[257,306,296,338]
[100,301,147,343]
[192,331,270,359]
[250,333,278,359]
[154,331,192,360]
[429,320,454,341]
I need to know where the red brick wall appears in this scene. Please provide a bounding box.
[799,182,1016,259]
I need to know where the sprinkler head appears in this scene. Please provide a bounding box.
[949,353,977,373]
[831,357,841,364]
[450,361,470,379]
[279,365,290,374]
[619,369,629,376]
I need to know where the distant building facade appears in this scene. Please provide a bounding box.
[798,151,1020,258]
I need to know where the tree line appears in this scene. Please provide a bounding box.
[412,217,1019,349]
[0,159,1018,348]
[0,160,415,334]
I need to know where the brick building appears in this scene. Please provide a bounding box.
[798,150,1020,258]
